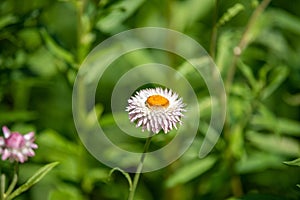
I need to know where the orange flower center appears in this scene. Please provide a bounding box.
[146,95,169,107]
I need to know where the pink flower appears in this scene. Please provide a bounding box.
[0,126,38,163]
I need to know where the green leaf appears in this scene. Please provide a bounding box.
[96,0,145,33]
[216,31,236,72]
[236,152,283,174]
[258,64,272,86]
[37,130,80,156]
[255,29,289,57]
[82,168,110,193]
[48,184,84,200]
[0,111,37,123]
[283,158,300,167]
[229,124,245,159]
[40,29,75,64]
[246,131,300,157]
[277,118,300,137]
[165,156,217,188]
[217,3,245,27]
[108,167,132,191]
[6,162,59,200]
[170,0,213,31]
[18,29,42,50]
[0,14,18,29]
[267,9,300,34]
[36,130,83,182]
[27,47,58,77]
[228,95,252,122]
[261,65,289,100]
[237,61,257,90]
[251,104,300,136]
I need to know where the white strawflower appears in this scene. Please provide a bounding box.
[126,87,186,134]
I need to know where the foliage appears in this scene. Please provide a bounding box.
[3,162,58,200]
[0,0,299,199]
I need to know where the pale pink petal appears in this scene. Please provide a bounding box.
[2,126,11,138]
[17,152,25,163]
[27,148,35,157]
[0,137,5,146]
[24,132,35,140]
[31,143,38,149]
[2,149,11,160]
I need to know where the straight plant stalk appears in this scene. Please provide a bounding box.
[0,174,5,200]
[225,0,272,91]
[128,135,153,200]
[210,0,219,59]
[224,0,272,197]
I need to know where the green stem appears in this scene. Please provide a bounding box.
[225,0,272,92]
[4,174,18,198]
[1,174,5,200]
[224,0,272,197]
[209,0,219,59]
[127,135,153,200]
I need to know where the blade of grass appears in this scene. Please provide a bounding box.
[6,162,59,200]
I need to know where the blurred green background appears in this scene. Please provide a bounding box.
[0,0,300,199]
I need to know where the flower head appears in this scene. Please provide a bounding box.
[126,87,186,134]
[0,126,38,163]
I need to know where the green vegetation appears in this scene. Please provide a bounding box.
[0,0,299,199]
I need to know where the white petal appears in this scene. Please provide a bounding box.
[127,87,186,134]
